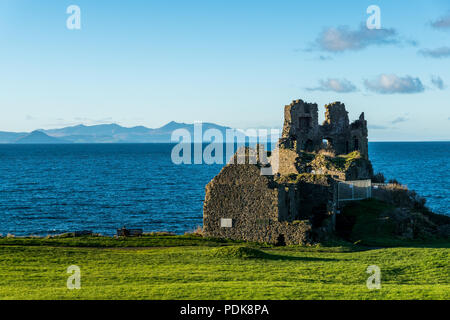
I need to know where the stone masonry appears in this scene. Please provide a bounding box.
[280,100,369,159]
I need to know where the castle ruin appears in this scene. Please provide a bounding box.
[203,99,374,245]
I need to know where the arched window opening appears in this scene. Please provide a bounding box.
[304,139,314,152]
[353,137,359,151]
[322,138,332,150]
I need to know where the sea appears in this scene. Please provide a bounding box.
[0,142,448,236]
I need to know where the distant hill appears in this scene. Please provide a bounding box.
[0,122,279,144]
[15,131,71,144]
[43,123,153,137]
[0,131,27,143]
[41,122,233,143]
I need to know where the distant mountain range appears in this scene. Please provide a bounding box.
[0,122,277,144]
[15,131,71,144]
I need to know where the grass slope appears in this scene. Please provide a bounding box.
[0,235,448,300]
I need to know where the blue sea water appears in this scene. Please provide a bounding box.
[0,142,448,236]
[369,142,449,216]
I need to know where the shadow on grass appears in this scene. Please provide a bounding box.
[260,252,338,262]
[0,233,447,251]
[318,238,450,252]
[209,246,338,261]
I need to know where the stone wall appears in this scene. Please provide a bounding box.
[349,113,369,159]
[276,174,337,228]
[320,102,350,156]
[203,159,313,245]
[269,146,300,176]
[344,156,373,180]
[282,100,321,153]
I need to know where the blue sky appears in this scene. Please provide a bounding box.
[0,0,449,141]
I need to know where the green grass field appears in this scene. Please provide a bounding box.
[0,235,448,300]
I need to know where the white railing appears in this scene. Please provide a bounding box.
[338,179,372,202]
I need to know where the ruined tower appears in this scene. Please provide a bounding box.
[280,100,369,159]
[281,100,320,153]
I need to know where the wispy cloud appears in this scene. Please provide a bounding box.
[431,75,445,90]
[419,46,450,58]
[306,78,357,93]
[431,12,450,30]
[25,115,36,121]
[314,24,405,53]
[73,117,114,124]
[368,124,389,130]
[44,117,116,128]
[391,117,408,124]
[364,74,425,94]
[318,55,333,61]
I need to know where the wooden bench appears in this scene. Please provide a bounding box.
[73,230,93,237]
[116,228,143,237]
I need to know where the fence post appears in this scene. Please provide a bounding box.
[352,183,354,200]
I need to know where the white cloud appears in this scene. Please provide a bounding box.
[315,24,401,52]
[364,74,425,94]
[307,78,357,93]
[431,12,450,30]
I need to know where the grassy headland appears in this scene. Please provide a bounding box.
[0,232,448,300]
[1,199,448,300]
